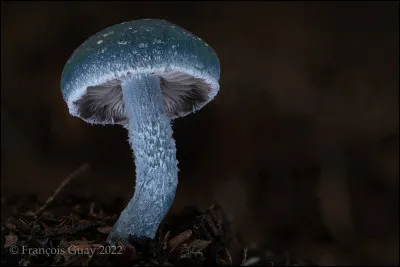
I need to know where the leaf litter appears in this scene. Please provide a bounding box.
[1,164,317,266]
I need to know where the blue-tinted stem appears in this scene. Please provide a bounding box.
[108,73,178,244]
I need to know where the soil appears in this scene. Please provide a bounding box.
[1,195,317,266]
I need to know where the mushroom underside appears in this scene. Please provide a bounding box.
[74,72,212,123]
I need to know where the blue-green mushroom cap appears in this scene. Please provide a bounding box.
[60,19,220,124]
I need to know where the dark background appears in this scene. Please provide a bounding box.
[1,1,399,265]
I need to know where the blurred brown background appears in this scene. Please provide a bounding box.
[1,1,399,265]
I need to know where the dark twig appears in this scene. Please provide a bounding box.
[34,163,90,217]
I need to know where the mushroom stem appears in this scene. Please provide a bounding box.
[108,73,178,244]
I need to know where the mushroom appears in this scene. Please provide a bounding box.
[60,19,220,244]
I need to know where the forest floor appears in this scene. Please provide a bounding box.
[1,194,320,266]
[1,165,317,266]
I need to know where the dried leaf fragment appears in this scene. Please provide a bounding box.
[168,229,192,252]
[4,233,18,248]
[97,225,113,234]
